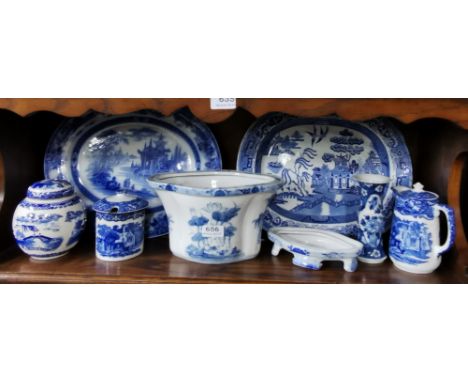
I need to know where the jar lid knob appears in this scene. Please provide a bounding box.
[413,182,424,192]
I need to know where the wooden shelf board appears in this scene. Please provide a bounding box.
[1,98,468,128]
[0,236,466,284]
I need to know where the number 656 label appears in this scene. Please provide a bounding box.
[201,225,224,238]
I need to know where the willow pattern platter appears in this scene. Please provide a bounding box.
[44,108,222,238]
[237,113,412,234]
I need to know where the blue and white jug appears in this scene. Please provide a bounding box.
[389,183,456,274]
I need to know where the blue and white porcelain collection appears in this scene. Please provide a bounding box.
[10,109,457,275]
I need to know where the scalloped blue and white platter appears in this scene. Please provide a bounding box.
[44,108,222,238]
[237,113,412,235]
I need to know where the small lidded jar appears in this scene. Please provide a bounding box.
[93,193,148,261]
[12,179,87,260]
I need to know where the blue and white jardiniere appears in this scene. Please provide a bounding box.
[148,171,283,264]
[12,180,87,260]
[389,183,456,274]
[268,227,363,272]
[93,193,148,261]
[353,173,391,264]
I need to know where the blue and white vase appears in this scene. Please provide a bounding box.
[389,183,456,274]
[353,174,391,264]
[93,194,148,261]
[12,179,87,260]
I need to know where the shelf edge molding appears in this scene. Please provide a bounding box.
[1,98,468,127]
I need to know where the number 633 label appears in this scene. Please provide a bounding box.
[210,98,236,110]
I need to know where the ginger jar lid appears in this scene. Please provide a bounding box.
[27,179,75,199]
[92,193,148,214]
[398,182,438,202]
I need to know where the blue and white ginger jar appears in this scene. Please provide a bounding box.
[93,193,148,261]
[12,180,87,260]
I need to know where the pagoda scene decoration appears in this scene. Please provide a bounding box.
[263,127,385,224]
[86,128,189,199]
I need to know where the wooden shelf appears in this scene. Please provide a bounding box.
[0,235,465,283]
[0,98,466,283]
[1,98,468,128]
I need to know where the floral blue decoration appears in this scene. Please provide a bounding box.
[356,180,387,262]
[185,202,243,260]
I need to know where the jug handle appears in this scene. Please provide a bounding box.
[434,204,456,255]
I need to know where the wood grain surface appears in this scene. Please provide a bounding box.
[448,151,468,251]
[0,236,465,284]
[1,98,468,127]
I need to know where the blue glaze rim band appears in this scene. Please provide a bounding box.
[19,196,82,210]
[27,188,74,199]
[93,196,149,214]
[148,171,283,197]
